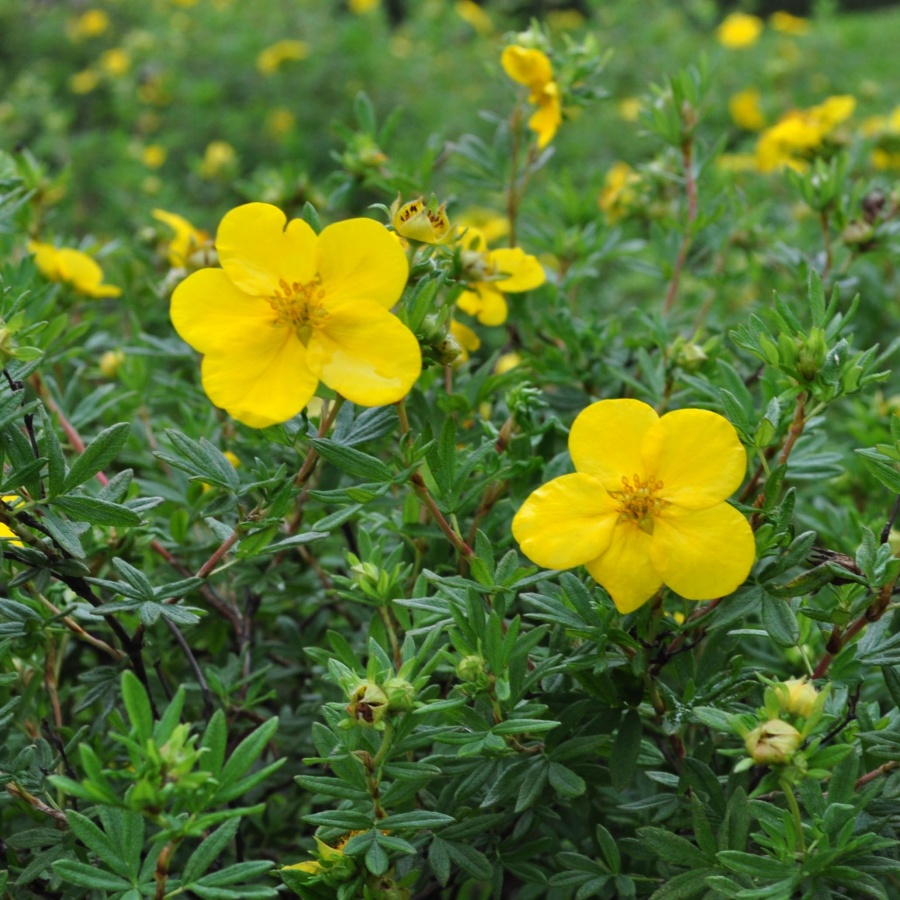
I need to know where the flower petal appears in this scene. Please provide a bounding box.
[490,248,546,292]
[317,218,408,309]
[569,399,659,490]
[501,45,553,90]
[650,502,755,600]
[201,328,318,428]
[512,473,618,570]
[642,409,747,508]
[306,300,421,406]
[57,249,121,298]
[528,91,561,148]
[171,268,274,356]
[216,202,317,296]
[457,284,508,325]
[585,523,661,614]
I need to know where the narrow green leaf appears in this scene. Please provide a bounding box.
[51,495,142,527]
[63,423,130,492]
[637,827,709,869]
[610,710,641,791]
[121,670,153,742]
[309,439,392,482]
[183,818,240,885]
[52,860,132,890]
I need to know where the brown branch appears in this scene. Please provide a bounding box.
[855,760,900,790]
[663,135,698,314]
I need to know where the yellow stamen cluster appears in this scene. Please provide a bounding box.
[612,473,666,534]
[268,277,326,343]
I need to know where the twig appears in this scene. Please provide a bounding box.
[663,134,698,314]
[855,760,900,790]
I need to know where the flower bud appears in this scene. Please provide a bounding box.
[779,677,818,719]
[797,326,828,381]
[383,676,415,711]
[346,681,389,727]
[99,349,125,379]
[744,719,802,765]
[391,195,452,244]
[456,654,486,682]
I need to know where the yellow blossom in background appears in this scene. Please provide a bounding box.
[618,97,643,122]
[99,48,131,77]
[0,496,24,547]
[70,69,101,94]
[391,196,453,244]
[456,228,545,326]
[455,0,492,35]
[266,108,296,139]
[501,45,562,149]
[729,88,765,131]
[494,352,522,375]
[547,9,585,30]
[67,9,110,40]
[512,399,755,613]
[349,0,380,12]
[256,39,309,75]
[152,209,211,268]
[872,148,900,170]
[28,241,121,298]
[170,203,421,427]
[716,152,758,173]
[138,75,171,106]
[449,319,481,363]
[199,140,237,179]
[598,161,639,223]
[716,12,764,49]
[770,10,810,35]
[456,208,509,245]
[142,144,167,168]
[99,349,126,378]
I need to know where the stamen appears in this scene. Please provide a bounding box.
[266,274,326,344]
[609,473,667,534]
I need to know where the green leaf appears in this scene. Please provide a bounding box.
[548,762,586,799]
[761,595,799,647]
[637,827,710,869]
[377,811,454,830]
[365,840,388,876]
[648,868,718,899]
[51,495,142,527]
[202,709,228,776]
[808,267,826,327]
[610,710,641,791]
[40,405,66,498]
[52,860,132,890]
[595,824,620,875]
[183,818,240,885]
[856,448,900,495]
[65,812,130,880]
[717,850,793,879]
[63,423,130,492]
[309,438,392,482]
[121,670,153,742]
[215,717,280,796]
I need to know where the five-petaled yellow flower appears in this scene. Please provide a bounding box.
[28,241,121,298]
[716,12,764,49]
[456,228,545,326]
[170,203,421,428]
[512,399,755,613]
[501,45,562,149]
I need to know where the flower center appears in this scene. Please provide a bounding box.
[268,277,326,345]
[611,473,666,535]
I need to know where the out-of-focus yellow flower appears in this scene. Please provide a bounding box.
[456,208,509,245]
[547,9,585,30]
[512,399,755,613]
[70,69,101,94]
[256,39,309,75]
[199,141,237,179]
[99,48,131,77]
[138,75,171,106]
[755,95,855,172]
[29,241,121,298]
[349,0,380,12]
[872,149,900,170]
[494,352,521,375]
[598,161,639,223]
[501,45,562,149]
[450,319,481,363]
[153,209,211,268]
[142,144,167,169]
[266,108,296,139]
[716,12,764,49]
[222,450,240,468]
[729,88,765,131]
[170,203,421,427]
[770,10,810,35]
[618,97,643,122]
[67,9,110,40]
[455,0,492,35]
[99,349,126,379]
[391,196,453,244]
[456,228,545,326]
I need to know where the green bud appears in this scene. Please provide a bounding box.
[744,719,802,765]
[456,654,486,682]
[776,677,818,719]
[777,332,799,369]
[383,676,415,712]
[797,326,827,381]
[758,332,781,366]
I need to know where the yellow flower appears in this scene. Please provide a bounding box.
[449,319,481,363]
[716,12,764,49]
[456,208,509,245]
[199,141,236,179]
[67,9,110,40]
[618,97,643,122]
[729,88,765,131]
[770,11,809,35]
[494,352,522,375]
[455,0,492,35]
[0,496,23,547]
[716,152,759,173]
[256,39,309,75]
[598,161,639,223]
[501,45,562,149]
[391,196,452,245]
[170,203,421,428]
[142,144,167,169]
[349,0,380,12]
[99,48,131,77]
[512,399,755,613]
[456,229,545,326]
[99,349,126,378]
[69,69,101,94]
[28,241,121,298]
[153,209,211,268]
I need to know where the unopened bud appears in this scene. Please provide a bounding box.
[346,681,389,727]
[778,677,818,719]
[744,719,801,765]
[383,676,415,711]
[456,654,486,682]
[99,349,125,379]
